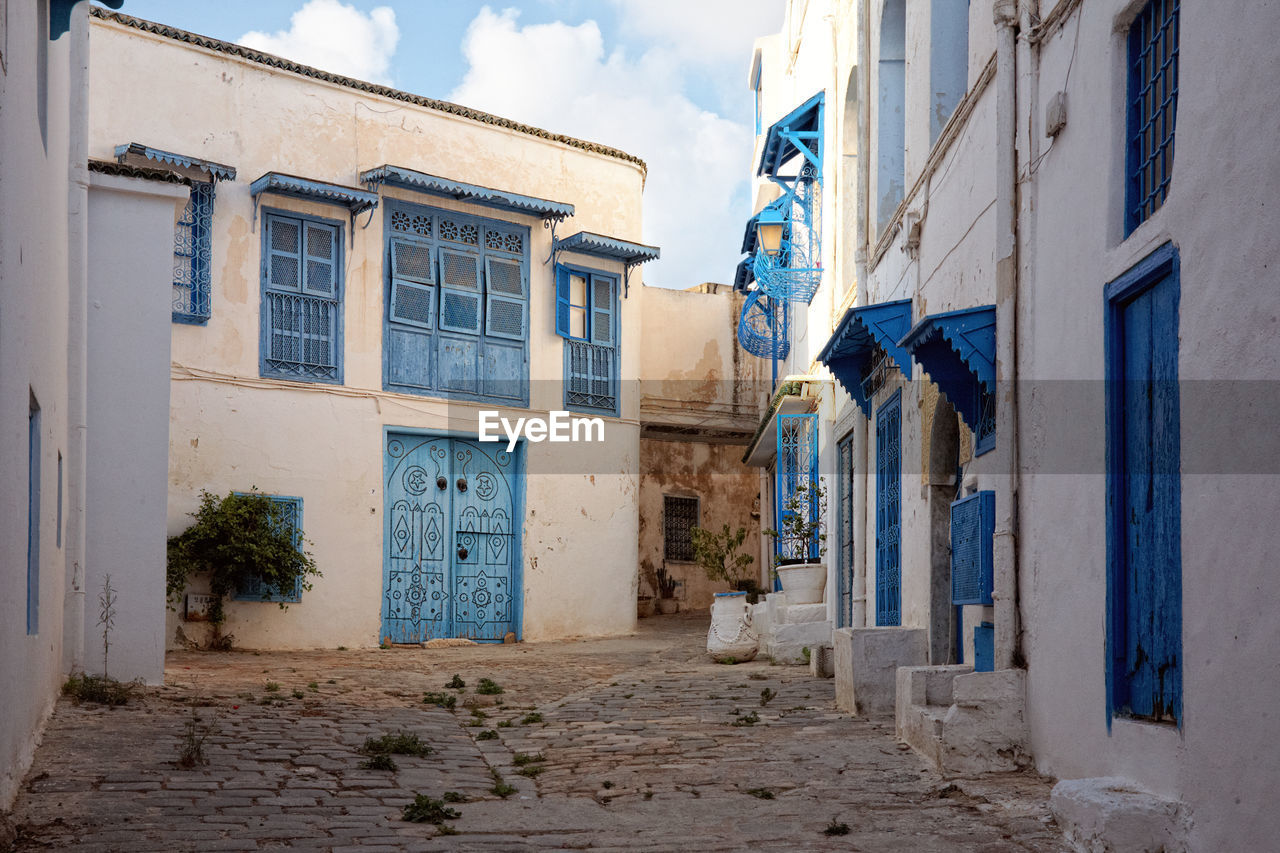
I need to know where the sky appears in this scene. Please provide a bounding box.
[113,0,785,288]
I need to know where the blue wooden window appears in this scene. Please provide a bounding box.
[1105,243,1181,725]
[260,211,343,383]
[929,0,970,143]
[1125,0,1179,235]
[557,264,618,415]
[837,433,855,628]
[950,490,994,606]
[233,494,304,603]
[174,181,214,323]
[875,390,902,626]
[28,392,41,635]
[383,202,529,405]
[663,496,699,562]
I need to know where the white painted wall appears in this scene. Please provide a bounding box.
[0,0,81,810]
[83,171,186,683]
[1018,2,1280,848]
[88,13,648,648]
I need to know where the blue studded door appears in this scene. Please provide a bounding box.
[875,390,902,626]
[383,434,518,643]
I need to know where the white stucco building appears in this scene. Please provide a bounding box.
[737,0,1280,848]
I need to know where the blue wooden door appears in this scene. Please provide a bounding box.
[383,434,517,643]
[875,390,902,625]
[1108,251,1181,723]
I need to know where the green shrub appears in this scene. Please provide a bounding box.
[401,795,460,824]
[62,674,139,706]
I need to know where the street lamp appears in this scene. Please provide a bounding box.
[756,204,786,258]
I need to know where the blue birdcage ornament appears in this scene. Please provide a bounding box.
[737,288,790,360]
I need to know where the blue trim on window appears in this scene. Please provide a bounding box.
[382,199,530,407]
[232,493,305,603]
[556,262,619,417]
[259,208,345,385]
[1124,0,1179,236]
[1104,242,1182,728]
[174,181,215,324]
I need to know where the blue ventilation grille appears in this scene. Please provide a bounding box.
[737,289,790,360]
[565,339,615,411]
[173,181,214,323]
[390,280,434,329]
[392,239,434,283]
[442,250,480,290]
[234,495,304,603]
[1125,0,1179,234]
[440,290,481,334]
[485,296,525,340]
[485,257,523,295]
[950,490,995,606]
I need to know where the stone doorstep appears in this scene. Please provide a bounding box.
[766,620,832,665]
[776,603,828,625]
[1050,777,1186,853]
[833,627,929,719]
[895,666,1032,776]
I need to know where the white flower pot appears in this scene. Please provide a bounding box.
[776,562,826,605]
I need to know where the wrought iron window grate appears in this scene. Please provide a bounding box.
[565,339,616,411]
[174,181,214,323]
[1125,0,1179,234]
[975,386,996,455]
[663,496,699,562]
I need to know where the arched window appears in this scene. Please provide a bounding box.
[877,0,906,232]
[930,0,970,142]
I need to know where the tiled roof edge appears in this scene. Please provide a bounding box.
[90,7,648,176]
[88,158,191,185]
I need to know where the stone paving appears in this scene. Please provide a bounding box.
[8,614,1066,851]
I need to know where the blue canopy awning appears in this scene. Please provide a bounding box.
[898,305,996,430]
[250,172,379,215]
[114,143,237,181]
[757,91,824,178]
[816,299,913,416]
[361,165,574,221]
[553,231,659,265]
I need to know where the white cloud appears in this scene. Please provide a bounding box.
[239,0,399,85]
[451,7,762,289]
[609,0,783,67]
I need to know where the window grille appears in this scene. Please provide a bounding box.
[262,213,341,382]
[557,265,618,414]
[663,496,699,562]
[234,494,304,603]
[1125,0,1179,234]
[950,491,994,606]
[565,340,615,411]
[975,387,996,456]
[174,181,214,323]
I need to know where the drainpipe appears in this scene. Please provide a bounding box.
[62,9,91,675]
[992,0,1032,670]
[851,0,873,628]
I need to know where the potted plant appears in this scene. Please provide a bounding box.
[655,566,679,614]
[763,481,828,605]
[691,524,759,603]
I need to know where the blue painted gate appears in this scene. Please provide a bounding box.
[383,433,518,643]
[875,390,902,625]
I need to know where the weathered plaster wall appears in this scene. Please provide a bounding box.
[1019,3,1280,848]
[638,439,761,610]
[88,15,648,648]
[0,3,81,809]
[84,172,186,682]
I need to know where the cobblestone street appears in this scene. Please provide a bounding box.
[9,615,1064,852]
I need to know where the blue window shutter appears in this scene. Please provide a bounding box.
[590,275,615,347]
[262,212,342,383]
[439,248,482,335]
[950,490,995,605]
[485,257,527,341]
[266,214,302,292]
[303,222,337,295]
[555,265,571,338]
